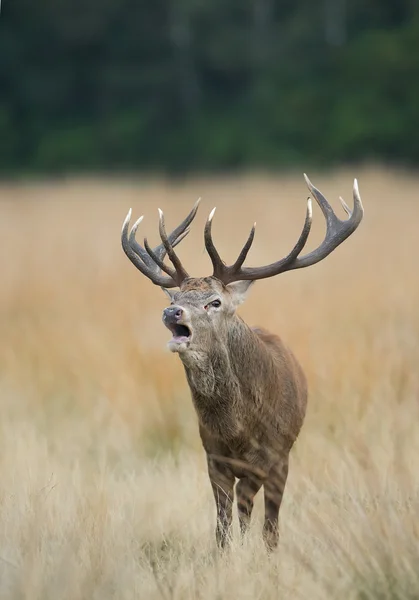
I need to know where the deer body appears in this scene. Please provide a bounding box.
[183,311,307,453]
[162,276,307,548]
[121,175,363,550]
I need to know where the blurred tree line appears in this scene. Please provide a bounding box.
[0,0,419,174]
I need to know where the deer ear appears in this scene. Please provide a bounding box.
[161,287,176,301]
[226,280,254,306]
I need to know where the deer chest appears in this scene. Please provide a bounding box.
[191,390,241,440]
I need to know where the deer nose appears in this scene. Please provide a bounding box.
[163,306,183,323]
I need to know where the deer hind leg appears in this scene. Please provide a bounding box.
[263,456,289,551]
[236,475,263,537]
[207,456,235,549]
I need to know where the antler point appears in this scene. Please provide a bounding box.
[122,208,133,233]
[131,215,144,233]
[303,173,314,191]
[307,198,313,216]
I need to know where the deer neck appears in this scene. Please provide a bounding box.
[179,316,264,432]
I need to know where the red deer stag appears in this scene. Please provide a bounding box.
[121,175,363,550]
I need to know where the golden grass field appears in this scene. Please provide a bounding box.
[0,168,418,599]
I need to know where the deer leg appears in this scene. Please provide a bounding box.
[207,456,235,549]
[263,456,289,551]
[236,475,263,536]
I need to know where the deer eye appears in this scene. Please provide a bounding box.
[204,299,221,310]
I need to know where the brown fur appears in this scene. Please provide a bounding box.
[165,276,307,550]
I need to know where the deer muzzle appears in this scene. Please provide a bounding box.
[162,305,192,351]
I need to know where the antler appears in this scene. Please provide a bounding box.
[121,199,200,288]
[204,174,364,284]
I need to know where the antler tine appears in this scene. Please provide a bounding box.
[231,223,256,271]
[268,197,313,271]
[158,208,190,285]
[129,198,200,269]
[154,197,200,261]
[128,215,155,269]
[121,198,201,288]
[121,209,177,287]
[127,215,186,279]
[339,196,351,217]
[129,217,189,274]
[291,175,364,270]
[303,173,335,223]
[143,236,177,278]
[204,208,226,279]
[352,178,364,222]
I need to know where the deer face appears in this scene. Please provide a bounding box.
[162,277,253,353]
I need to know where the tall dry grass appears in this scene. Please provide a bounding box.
[0,168,418,598]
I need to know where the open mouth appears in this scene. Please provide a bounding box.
[167,323,191,344]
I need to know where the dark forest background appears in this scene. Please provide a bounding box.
[0,0,418,174]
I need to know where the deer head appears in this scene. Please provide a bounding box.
[121,175,363,355]
[160,277,254,354]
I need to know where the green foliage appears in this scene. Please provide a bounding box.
[0,0,418,173]
[0,105,18,170]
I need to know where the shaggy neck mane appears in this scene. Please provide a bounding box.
[180,315,275,404]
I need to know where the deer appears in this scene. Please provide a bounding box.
[121,175,363,551]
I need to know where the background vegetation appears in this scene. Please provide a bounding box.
[0,171,418,597]
[1,0,419,173]
[1,1,417,596]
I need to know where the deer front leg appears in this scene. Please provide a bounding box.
[236,475,263,536]
[207,455,235,549]
[263,456,289,551]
